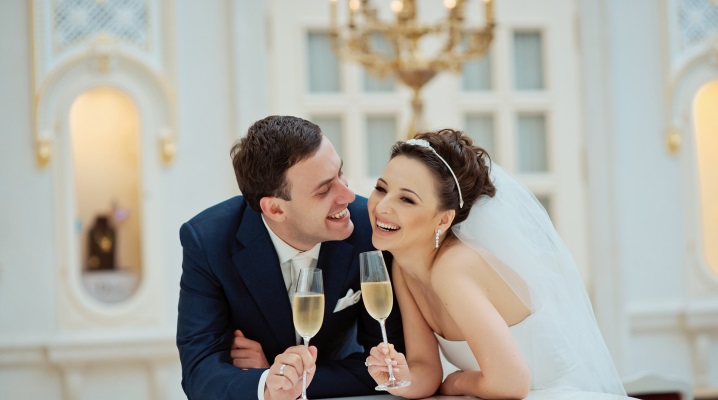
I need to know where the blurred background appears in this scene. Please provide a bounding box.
[1,0,717,399]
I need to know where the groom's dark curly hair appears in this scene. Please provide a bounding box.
[391,128,496,226]
[231,115,323,213]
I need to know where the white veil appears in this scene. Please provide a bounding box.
[452,162,626,395]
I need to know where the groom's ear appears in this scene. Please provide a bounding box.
[260,196,286,222]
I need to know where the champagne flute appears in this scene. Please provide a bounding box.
[292,268,325,400]
[359,250,411,390]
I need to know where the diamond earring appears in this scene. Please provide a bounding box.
[435,229,442,249]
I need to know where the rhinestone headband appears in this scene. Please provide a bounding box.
[405,138,464,208]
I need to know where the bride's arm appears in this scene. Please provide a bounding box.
[432,251,530,399]
[377,261,443,399]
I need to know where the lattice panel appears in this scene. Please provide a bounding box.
[679,0,718,47]
[54,0,148,51]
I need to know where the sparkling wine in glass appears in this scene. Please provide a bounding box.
[359,250,411,390]
[292,268,325,400]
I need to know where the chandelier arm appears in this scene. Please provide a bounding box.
[330,0,496,133]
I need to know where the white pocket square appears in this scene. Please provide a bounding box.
[333,288,362,312]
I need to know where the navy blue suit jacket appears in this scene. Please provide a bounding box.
[177,196,404,399]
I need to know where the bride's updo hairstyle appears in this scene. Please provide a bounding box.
[391,129,495,226]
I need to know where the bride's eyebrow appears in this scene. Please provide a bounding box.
[399,188,422,202]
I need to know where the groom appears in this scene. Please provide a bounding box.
[177,115,404,400]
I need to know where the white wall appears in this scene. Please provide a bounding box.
[1,0,717,398]
[0,0,57,340]
[607,0,703,384]
[580,0,718,391]
[605,0,684,308]
[0,0,258,398]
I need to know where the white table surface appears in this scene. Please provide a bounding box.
[328,391,639,399]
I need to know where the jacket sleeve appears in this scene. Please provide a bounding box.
[176,222,264,400]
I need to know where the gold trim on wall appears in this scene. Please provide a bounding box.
[159,128,176,165]
[666,126,681,154]
[30,0,178,168]
[30,0,49,168]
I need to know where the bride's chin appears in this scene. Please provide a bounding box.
[370,238,389,251]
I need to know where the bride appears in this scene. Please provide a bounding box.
[364,129,627,398]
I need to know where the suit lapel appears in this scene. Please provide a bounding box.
[232,209,296,347]
[317,240,356,325]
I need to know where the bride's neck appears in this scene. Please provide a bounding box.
[391,246,437,282]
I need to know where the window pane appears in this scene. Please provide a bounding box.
[366,116,397,176]
[363,33,396,92]
[307,32,341,92]
[513,31,544,90]
[312,116,343,157]
[462,41,493,91]
[464,114,496,157]
[517,114,548,173]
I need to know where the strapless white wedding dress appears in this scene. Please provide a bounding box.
[441,164,627,397]
[435,308,629,397]
[435,309,598,391]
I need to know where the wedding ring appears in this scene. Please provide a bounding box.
[365,359,373,367]
[279,364,286,376]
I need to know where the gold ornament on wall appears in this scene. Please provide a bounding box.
[89,34,119,74]
[329,0,495,137]
[159,127,176,165]
[666,127,681,155]
[35,136,52,168]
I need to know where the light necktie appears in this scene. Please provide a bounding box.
[288,254,314,299]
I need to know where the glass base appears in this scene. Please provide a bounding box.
[375,379,411,391]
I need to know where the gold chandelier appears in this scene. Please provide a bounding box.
[329,0,495,137]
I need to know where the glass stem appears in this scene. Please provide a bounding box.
[379,319,396,383]
[302,337,310,400]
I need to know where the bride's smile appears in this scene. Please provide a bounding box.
[367,155,448,255]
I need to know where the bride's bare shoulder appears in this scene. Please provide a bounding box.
[431,238,490,282]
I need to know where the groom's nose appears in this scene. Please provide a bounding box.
[336,177,355,204]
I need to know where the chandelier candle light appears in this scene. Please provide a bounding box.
[329,0,495,138]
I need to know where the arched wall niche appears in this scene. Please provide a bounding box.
[671,45,718,297]
[37,52,174,328]
[70,86,143,301]
[661,44,718,390]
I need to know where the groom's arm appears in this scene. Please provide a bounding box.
[177,222,264,400]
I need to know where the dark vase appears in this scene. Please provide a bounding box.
[87,216,116,270]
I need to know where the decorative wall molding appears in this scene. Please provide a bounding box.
[629,300,718,332]
[0,331,177,367]
[30,0,176,168]
[0,333,179,400]
[0,345,46,366]
[678,0,718,50]
[32,0,165,82]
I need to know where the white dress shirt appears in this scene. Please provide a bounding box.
[257,216,321,400]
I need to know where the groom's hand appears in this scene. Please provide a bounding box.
[264,345,318,400]
[231,329,270,369]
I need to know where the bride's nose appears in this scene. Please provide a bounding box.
[374,196,392,215]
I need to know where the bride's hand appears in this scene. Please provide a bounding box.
[366,343,410,386]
